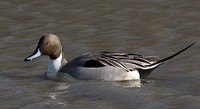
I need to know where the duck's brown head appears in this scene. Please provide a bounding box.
[24,34,62,61]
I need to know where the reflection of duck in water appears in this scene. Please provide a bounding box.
[24,34,195,81]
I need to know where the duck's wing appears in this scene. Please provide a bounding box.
[84,41,196,72]
[68,41,195,74]
[83,52,159,72]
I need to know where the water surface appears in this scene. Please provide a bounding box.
[0,0,200,109]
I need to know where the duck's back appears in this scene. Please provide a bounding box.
[59,52,159,81]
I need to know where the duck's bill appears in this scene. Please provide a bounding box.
[24,49,42,61]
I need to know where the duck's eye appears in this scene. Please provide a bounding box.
[44,42,49,46]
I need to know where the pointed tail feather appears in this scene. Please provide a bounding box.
[147,42,196,68]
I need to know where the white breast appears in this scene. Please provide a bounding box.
[47,53,62,79]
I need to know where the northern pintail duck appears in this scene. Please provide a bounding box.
[24,34,195,81]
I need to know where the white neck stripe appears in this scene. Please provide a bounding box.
[47,52,62,73]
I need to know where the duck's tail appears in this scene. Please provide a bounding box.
[150,42,196,67]
[139,42,196,78]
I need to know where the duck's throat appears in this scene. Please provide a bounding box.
[47,53,62,78]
